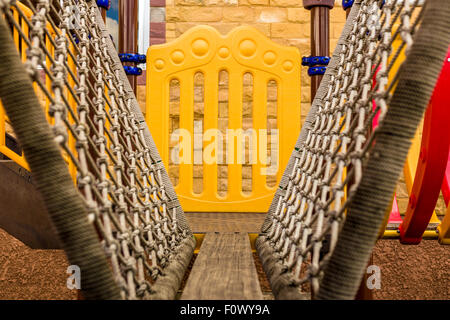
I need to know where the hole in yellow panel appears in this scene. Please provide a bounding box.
[193,72,204,195]
[218,70,229,197]
[266,80,278,188]
[169,78,180,187]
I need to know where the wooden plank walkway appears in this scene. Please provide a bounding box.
[185,212,266,233]
[181,232,264,300]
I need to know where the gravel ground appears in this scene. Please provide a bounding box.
[372,239,450,299]
[0,228,76,300]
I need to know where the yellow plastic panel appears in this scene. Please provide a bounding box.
[146,26,301,212]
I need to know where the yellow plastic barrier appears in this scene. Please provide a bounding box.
[0,3,35,171]
[146,26,301,212]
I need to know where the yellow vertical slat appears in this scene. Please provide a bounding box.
[21,19,28,62]
[146,74,168,165]
[21,23,30,62]
[227,69,243,198]
[67,40,78,181]
[45,34,53,123]
[252,74,267,192]
[438,206,450,244]
[178,71,194,195]
[203,69,219,197]
[278,73,301,183]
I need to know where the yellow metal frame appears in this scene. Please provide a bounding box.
[0,2,77,179]
[146,25,301,212]
[0,3,35,171]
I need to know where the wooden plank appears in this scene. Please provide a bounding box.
[181,232,263,300]
[185,212,266,233]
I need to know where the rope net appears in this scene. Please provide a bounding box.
[256,0,450,299]
[0,0,194,299]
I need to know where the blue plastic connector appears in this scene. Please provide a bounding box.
[302,56,330,67]
[119,53,147,64]
[308,66,327,76]
[123,66,143,76]
[97,0,110,10]
[342,0,354,10]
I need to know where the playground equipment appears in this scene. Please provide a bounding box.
[146,26,301,212]
[0,0,449,300]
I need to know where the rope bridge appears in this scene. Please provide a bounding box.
[0,0,448,300]
[257,0,450,299]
